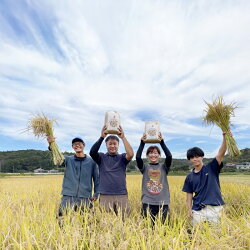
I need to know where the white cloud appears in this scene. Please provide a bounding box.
[0,0,250,157]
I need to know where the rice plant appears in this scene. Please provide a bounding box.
[26,113,64,165]
[0,175,249,249]
[203,96,241,158]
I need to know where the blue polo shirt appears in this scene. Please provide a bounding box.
[97,152,130,195]
[182,158,225,211]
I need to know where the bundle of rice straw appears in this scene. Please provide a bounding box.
[203,96,241,158]
[27,113,64,165]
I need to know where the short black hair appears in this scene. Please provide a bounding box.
[105,135,119,143]
[146,146,161,156]
[72,137,85,145]
[187,147,204,160]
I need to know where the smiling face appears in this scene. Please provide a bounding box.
[106,139,119,155]
[189,156,204,168]
[72,142,85,154]
[147,149,160,164]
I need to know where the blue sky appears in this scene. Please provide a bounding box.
[0,0,250,158]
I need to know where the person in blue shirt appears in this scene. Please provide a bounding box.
[47,136,99,217]
[90,125,134,217]
[182,131,231,225]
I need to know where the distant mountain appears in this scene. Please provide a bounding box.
[0,150,73,173]
[223,148,250,163]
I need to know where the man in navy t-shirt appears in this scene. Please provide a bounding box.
[182,131,231,225]
[90,125,134,216]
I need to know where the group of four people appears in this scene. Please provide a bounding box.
[47,125,229,226]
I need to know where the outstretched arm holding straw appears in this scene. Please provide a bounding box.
[216,131,231,165]
[47,136,55,150]
[47,136,65,165]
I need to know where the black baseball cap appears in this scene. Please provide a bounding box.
[72,137,85,145]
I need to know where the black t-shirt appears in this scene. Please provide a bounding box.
[182,158,225,211]
[97,153,130,195]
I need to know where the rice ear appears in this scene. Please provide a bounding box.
[26,113,64,165]
[203,96,241,158]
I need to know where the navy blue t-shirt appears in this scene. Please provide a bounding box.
[97,152,130,195]
[182,158,225,211]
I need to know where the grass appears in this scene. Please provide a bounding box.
[0,175,249,249]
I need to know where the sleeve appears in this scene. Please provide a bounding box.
[160,140,172,174]
[90,137,104,165]
[136,140,145,173]
[182,175,193,193]
[121,153,130,166]
[209,158,224,174]
[92,162,100,198]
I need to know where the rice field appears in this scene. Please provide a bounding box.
[0,175,249,249]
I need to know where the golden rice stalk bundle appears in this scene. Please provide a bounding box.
[27,113,64,165]
[203,96,241,158]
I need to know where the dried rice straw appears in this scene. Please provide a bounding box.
[26,113,64,165]
[203,96,241,158]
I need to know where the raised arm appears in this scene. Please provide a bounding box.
[159,133,172,174]
[136,137,145,172]
[216,131,231,165]
[118,126,134,161]
[47,136,65,166]
[90,126,107,164]
[47,136,55,151]
[90,138,103,164]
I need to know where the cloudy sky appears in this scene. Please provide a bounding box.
[0,0,250,158]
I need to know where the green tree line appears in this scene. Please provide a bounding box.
[0,148,250,173]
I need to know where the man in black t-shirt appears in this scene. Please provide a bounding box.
[182,131,231,225]
[90,125,134,217]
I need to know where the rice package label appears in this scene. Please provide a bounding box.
[144,121,161,143]
[105,111,120,134]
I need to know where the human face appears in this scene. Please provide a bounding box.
[189,156,203,168]
[147,149,160,164]
[72,142,84,154]
[106,139,119,155]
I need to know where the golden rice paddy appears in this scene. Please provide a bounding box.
[0,175,249,249]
